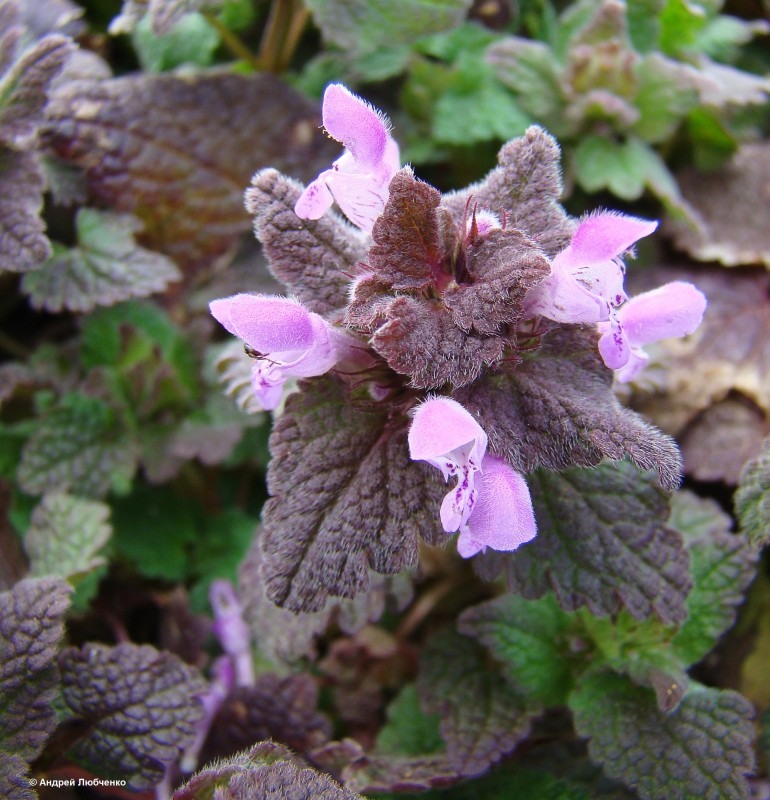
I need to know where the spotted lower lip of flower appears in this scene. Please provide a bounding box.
[408,396,488,532]
[526,211,659,325]
[597,280,707,382]
[294,83,400,233]
[456,455,537,558]
[209,293,346,410]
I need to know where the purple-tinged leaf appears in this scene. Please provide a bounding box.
[0,754,36,800]
[24,491,111,582]
[366,167,443,290]
[0,577,70,762]
[245,168,364,316]
[201,674,331,763]
[418,628,536,777]
[261,375,444,611]
[43,72,338,271]
[481,461,691,623]
[0,148,50,273]
[21,209,180,312]
[110,0,223,35]
[59,642,206,790]
[0,34,73,149]
[570,674,755,800]
[21,0,85,39]
[442,126,573,258]
[456,326,683,490]
[735,437,770,550]
[173,740,364,800]
[0,0,22,81]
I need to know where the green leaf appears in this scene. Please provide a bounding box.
[459,593,576,706]
[25,492,112,584]
[21,209,180,313]
[132,12,219,73]
[375,684,444,757]
[570,673,755,800]
[573,135,648,199]
[17,392,137,498]
[735,436,770,549]
[631,54,698,142]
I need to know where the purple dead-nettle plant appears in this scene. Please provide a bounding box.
[210,84,708,613]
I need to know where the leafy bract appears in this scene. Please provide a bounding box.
[17,392,137,498]
[0,577,70,762]
[21,209,180,312]
[456,327,683,491]
[59,642,206,789]
[418,628,536,777]
[735,437,770,550]
[479,461,690,623]
[260,375,444,612]
[570,673,755,800]
[43,72,337,270]
[24,491,112,582]
[244,168,363,316]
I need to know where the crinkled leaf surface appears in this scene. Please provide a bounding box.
[376,684,444,757]
[570,673,755,800]
[17,392,137,498]
[0,754,35,800]
[24,491,112,582]
[110,0,223,35]
[418,628,536,777]
[43,72,337,270]
[59,642,206,790]
[22,209,180,312]
[245,168,363,316]
[459,593,576,706]
[0,147,50,272]
[260,375,444,612]
[478,461,691,623]
[456,327,683,490]
[0,577,70,762]
[735,437,770,550]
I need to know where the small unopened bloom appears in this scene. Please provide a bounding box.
[456,455,537,558]
[294,83,400,232]
[408,396,487,533]
[527,212,658,324]
[210,293,351,410]
[210,579,253,687]
[598,281,707,382]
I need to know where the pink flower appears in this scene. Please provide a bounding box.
[294,83,400,232]
[527,212,658,324]
[408,397,487,533]
[598,281,707,382]
[210,293,350,410]
[456,455,537,559]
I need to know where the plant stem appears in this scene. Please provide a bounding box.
[203,11,264,71]
[258,0,310,73]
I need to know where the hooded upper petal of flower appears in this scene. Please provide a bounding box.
[210,293,348,410]
[456,455,537,559]
[526,212,659,324]
[294,83,400,232]
[597,280,707,382]
[408,396,487,532]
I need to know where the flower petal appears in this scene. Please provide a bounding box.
[619,281,707,348]
[456,455,537,558]
[294,173,335,221]
[597,316,630,369]
[567,212,658,265]
[408,396,487,469]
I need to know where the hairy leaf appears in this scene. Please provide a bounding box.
[59,642,206,789]
[570,673,755,800]
[459,593,576,706]
[22,209,180,312]
[24,491,111,582]
[201,674,331,763]
[43,72,337,270]
[482,461,691,623]
[418,628,536,777]
[0,147,50,272]
[110,0,224,35]
[0,754,35,800]
[174,740,364,800]
[442,126,573,258]
[457,327,683,490]
[244,168,363,316]
[17,392,137,498]
[0,577,70,762]
[735,437,770,550]
[261,375,444,612]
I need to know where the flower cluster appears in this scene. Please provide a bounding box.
[210,83,706,563]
